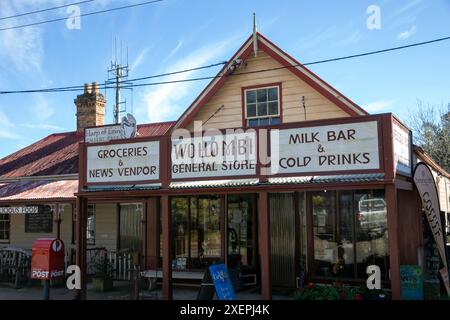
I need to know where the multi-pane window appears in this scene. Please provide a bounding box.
[0,214,10,242]
[245,86,280,127]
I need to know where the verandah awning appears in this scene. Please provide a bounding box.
[0,180,78,201]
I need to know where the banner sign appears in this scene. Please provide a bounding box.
[208,264,236,300]
[400,265,424,300]
[171,132,256,180]
[85,113,137,144]
[270,121,380,175]
[86,140,160,184]
[393,120,411,176]
[413,162,450,294]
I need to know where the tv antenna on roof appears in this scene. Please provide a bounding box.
[107,36,131,124]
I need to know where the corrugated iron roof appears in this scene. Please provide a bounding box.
[268,173,385,185]
[0,180,78,201]
[170,178,260,189]
[0,121,175,179]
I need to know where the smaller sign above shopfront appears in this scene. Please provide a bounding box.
[0,206,40,214]
[85,113,137,144]
[270,121,380,175]
[393,120,412,176]
[86,140,160,185]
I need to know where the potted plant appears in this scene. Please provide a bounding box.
[92,250,114,292]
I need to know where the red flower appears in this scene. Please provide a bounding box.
[307,283,315,289]
[353,293,363,300]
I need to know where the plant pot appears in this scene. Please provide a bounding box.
[92,277,114,292]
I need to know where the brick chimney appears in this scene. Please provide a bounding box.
[74,82,106,131]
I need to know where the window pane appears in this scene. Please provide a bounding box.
[246,90,256,103]
[171,197,189,261]
[312,191,336,277]
[268,87,278,101]
[257,102,267,116]
[355,190,389,280]
[268,102,278,115]
[337,192,355,278]
[246,103,256,117]
[259,118,269,126]
[257,89,267,102]
[270,117,280,125]
[228,195,253,267]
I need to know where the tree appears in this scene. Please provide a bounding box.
[407,100,450,172]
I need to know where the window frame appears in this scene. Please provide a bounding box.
[241,82,282,127]
[0,213,10,244]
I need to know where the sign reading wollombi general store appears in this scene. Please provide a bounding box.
[270,121,380,175]
[171,131,257,180]
[86,140,160,184]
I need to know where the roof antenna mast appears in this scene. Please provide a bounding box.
[253,12,258,57]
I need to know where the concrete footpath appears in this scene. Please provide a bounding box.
[0,282,294,300]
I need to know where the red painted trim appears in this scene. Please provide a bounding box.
[241,82,283,128]
[257,33,368,116]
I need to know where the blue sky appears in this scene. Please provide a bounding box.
[0,0,449,159]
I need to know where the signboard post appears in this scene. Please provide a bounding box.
[208,264,236,300]
[413,162,450,296]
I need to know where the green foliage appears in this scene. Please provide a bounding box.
[93,251,114,279]
[293,282,390,300]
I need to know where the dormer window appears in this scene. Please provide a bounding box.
[244,84,281,127]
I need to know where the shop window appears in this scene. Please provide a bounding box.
[244,85,280,127]
[0,214,10,242]
[312,190,389,281]
[25,205,53,233]
[227,195,254,268]
[169,196,222,270]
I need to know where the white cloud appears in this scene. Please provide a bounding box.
[30,94,54,120]
[363,100,396,113]
[131,48,149,71]
[19,123,64,131]
[0,111,19,139]
[141,36,238,123]
[398,26,417,40]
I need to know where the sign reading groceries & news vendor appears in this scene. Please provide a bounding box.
[86,140,160,184]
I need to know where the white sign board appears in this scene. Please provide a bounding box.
[393,121,411,175]
[0,206,39,214]
[171,132,257,179]
[85,114,137,144]
[270,121,380,175]
[87,141,160,184]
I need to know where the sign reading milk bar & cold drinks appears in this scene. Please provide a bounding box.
[87,141,160,184]
[270,121,380,175]
[171,132,257,180]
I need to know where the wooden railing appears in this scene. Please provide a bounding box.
[86,248,132,281]
[0,247,31,287]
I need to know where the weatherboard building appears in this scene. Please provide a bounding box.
[1,32,449,300]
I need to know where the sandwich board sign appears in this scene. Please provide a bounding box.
[208,264,236,300]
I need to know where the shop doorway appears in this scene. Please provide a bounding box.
[119,203,144,255]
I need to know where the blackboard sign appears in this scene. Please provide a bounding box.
[208,264,236,300]
[25,206,53,233]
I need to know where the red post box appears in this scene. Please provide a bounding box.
[31,238,65,280]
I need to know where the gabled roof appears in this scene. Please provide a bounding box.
[0,121,175,179]
[175,32,368,129]
[413,145,450,179]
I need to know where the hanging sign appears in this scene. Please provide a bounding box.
[270,121,380,175]
[413,162,450,295]
[0,206,39,214]
[86,140,160,184]
[393,120,412,176]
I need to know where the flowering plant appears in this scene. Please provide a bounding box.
[294,281,363,300]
